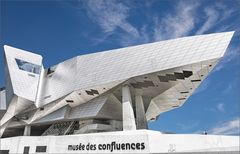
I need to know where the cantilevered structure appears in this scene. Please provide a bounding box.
[0,32,239,153]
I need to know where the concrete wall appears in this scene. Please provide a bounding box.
[0,130,239,154]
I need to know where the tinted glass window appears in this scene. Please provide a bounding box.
[0,150,9,154]
[36,146,47,152]
[15,59,41,74]
[23,146,30,154]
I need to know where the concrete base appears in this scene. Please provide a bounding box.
[0,130,239,153]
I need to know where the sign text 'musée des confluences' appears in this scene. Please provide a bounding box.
[68,141,146,152]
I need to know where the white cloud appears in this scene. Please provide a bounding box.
[209,118,240,135]
[176,122,199,131]
[154,1,199,41]
[214,44,240,72]
[118,25,151,46]
[222,84,233,94]
[216,103,225,113]
[223,45,240,63]
[196,3,236,35]
[85,0,139,38]
[153,1,236,40]
[82,0,239,48]
[196,7,219,35]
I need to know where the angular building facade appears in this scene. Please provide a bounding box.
[0,32,239,153]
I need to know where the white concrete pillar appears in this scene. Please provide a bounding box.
[35,66,45,108]
[122,85,136,131]
[135,95,148,129]
[24,125,31,136]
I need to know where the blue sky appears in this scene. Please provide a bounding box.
[0,0,239,135]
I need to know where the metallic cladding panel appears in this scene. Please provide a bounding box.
[0,90,6,110]
[0,32,234,129]
[67,96,107,119]
[33,106,69,124]
[40,57,78,105]
[97,95,122,120]
[4,60,14,108]
[40,32,233,104]
[0,90,6,119]
[73,32,233,91]
[145,59,219,120]
[4,46,43,102]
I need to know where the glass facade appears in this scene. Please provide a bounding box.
[15,58,41,74]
